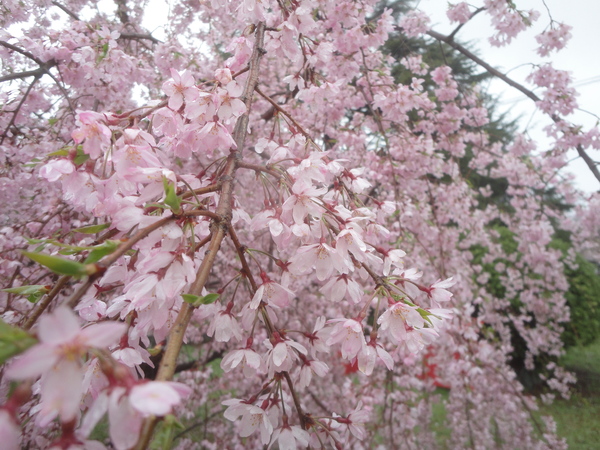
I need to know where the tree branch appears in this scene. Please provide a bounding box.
[0,67,46,83]
[118,33,161,44]
[133,22,268,450]
[51,1,81,21]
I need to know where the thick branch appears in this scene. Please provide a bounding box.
[119,33,161,44]
[0,68,46,83]
[133,22,267,450]
[51,1,81,21]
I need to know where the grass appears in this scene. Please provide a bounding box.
[540,337,600,449]
[426,338,600,449]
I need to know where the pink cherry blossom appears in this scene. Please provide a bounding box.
[128,381,192,416]
[327,318,366,360]
[162,68,197,111]
[6,307,126,424]
[223,400,273,444]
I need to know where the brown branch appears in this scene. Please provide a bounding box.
[237,161,283,179]
[227,225,258,292]
[447,7,486,41]
[0,40,46,65]
[119,33,161,44]
[0,67,46,83]
[133,22,268,450]
[1,74,41,145]
[183,209,221,221]
[181,183,221,200]
[255,86,317,146]
[22,275,71,330]
[0,40,74,112]
[22,219,173,329]
[51,1,81,21]
[100,216,176,268]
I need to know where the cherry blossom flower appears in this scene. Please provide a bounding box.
[39,159,75,182]
[271,425,310,450]
[296,358,329,389]
[222,400,273,444]
[264,338,308,378]
[162,69,197,111]
[250,280,295,309]
[321,274,362,303]
[447,2,471,24]
[327,319,366,360]
[128,381,192,416]
[221,347,263,376]
[5,307,126,425]
[289,242,351,281]
[357,340,394,376]
[0,409,20,450]
[207,304,243,342]
[377,302,425,345]
[428,277,456,304]
[71,111,111,159]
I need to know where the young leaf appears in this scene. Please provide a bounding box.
[182,293,220,307]
[163,177,181,214]
[2,285,50,303]
[84,240,120,264]
[0,319,37,365]
[73,223,111,234]
[22,251,93,276]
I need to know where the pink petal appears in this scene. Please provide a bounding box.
[79,322,127,348]
[39,359,83,425]
[38,306,80,345]
[109,389,142,450]
[5,344,58,379]
[272,343,288,367]
[129,382,182,416]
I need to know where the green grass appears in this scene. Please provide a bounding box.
[539,394,600,449]
[540,337,600,449]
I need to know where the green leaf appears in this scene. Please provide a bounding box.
[73,153,90,166]
[2,285,50,303]
[182,293,219,307]
[22,251,93,276]
[47,149,69,157]
[0,319,37,365]
[150,414,185,450]
[163,177,181,214]
[84,240,120,264]
[73,223,111,234]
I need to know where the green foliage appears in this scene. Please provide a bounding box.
[1,284,50,303]
[163,177,181,214]
[537,337,600,448]
[182,293,220,307]
[150,415,186,450]
[559,254,600,347]
[470,225,600,390]
[0,319,37,364]
[21,250,94,276]
[72,223,111,234]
